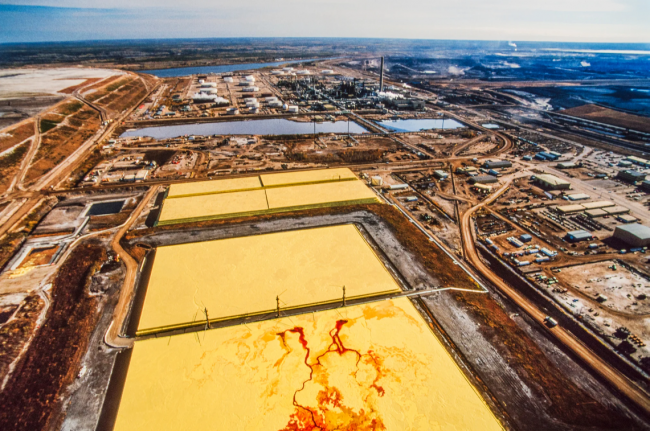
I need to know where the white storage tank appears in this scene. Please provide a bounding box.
[244,75,255,82]
[224,77,234,83]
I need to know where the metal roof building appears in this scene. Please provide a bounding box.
[483,160,512,169]
[469,175,499,184]
[614,224,650,247]
[534,174,571,190]
[566,230,594,242]
[617,170,646,183]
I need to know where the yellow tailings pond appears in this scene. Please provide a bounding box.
[115,298,503,431]
[157,168,378,225]
[136,224,401,335]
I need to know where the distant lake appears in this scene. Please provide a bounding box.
[378,118,465,132]
[120,119,368,139]
[143,59,317,77]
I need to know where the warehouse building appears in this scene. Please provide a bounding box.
[642,181,650,193]
[626,156,650,168]
[603,206,630,216]
[565,230,594,243]
[567,193,590,201]
[534,174,571,190]
[433,170,449,180]
[557,204,584,214]
[557,162,578,169]
[469,175,499,185]
[614,224,650,247]
[536,151,560,161]
[483,160,512,169]
[617,170,646,183]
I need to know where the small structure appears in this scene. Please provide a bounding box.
[469,175,498,185]
[567,193,590,201]
[534,174,571,190]
[626,156,650,168]
[582,201,614,210]
[617,170,646,183]
[617,214,637,224]
[613,224,650,247]
[556,204,584,215]
[433,170,448,180]
[557,162,578,169]
[603,206,630,216]
[135,170,150,181]
[565,230,594,243]
[370,176,383,186]
[520,234,532,243]
[483,160,512,169]
[585,209,607,218]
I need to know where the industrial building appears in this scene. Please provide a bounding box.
[613,224,650,247]
[557,162,578,169]
[433,170,449,180]
[567,193,590,201]
[565,230,594,243]
[642,181,650,193]
[626,156,650,168]
[533,174,571,190]
[469,175,498,185]
[483,160,512,169]
[617,170,646,183]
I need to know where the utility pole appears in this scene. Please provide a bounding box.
[342,285,346,306]
[276,295,281,318]
[204,307,210,330]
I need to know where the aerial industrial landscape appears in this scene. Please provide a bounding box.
[1,37,650,430]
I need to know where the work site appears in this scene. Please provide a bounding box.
[1,40,650,431]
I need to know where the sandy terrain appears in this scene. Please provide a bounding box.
[0,68,122,100]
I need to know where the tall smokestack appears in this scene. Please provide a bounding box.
[379,57,384,93]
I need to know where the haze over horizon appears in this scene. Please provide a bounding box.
[1,0,649,44]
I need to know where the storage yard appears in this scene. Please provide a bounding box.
[114,298,503,431]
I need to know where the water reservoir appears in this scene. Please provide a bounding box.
[121,119,368,139]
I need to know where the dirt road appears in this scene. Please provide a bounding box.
[104,187,158,348]
[459,178,650,415]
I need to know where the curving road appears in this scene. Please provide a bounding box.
[459,178,650,415]
[104,186,158,349]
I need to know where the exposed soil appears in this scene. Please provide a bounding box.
[0,142,29,194]
[562,104,650,134]
[0,243,107,431]
[59,78,103,95]
[0,294,44,386]
[25,106,101,183]
[0,120,34,153]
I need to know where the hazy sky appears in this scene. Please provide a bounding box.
[1,0,649,43]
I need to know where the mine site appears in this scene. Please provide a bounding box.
[1,36,650,431]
